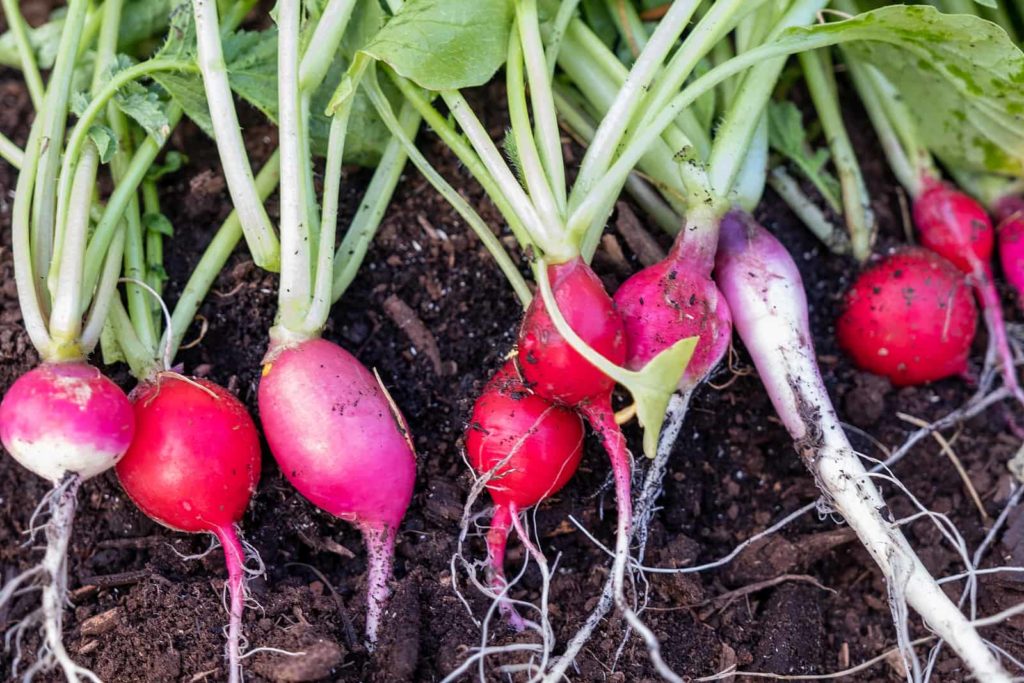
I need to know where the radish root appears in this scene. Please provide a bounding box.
[1,475,99,682]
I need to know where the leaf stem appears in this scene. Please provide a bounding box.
[332,101,420,301]
[192,0,281,271]
[0,0,44,109]
[0,131,22,169]
[799,48,874,261]
[367,71,532,307]
[80,230,128,358]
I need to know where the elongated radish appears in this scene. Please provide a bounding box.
[715,209,1011,683]
[115,374,260,683]
[913,179,1022,401]
[995,195,1024,309]
[466,361,584,629]
[614,205,732,390]
[259,338,416,645]
[837,247,978,386]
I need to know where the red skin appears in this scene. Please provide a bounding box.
[613,239,732,389]
[466,361,584,630]
[995,195,1024,308]
[116,374,261,533]
[116,373,261,680]
[837,248,978,386]
[466,361,584,510]
[0,362,134,483]
[517,257,626,406]
[914,181,994,272]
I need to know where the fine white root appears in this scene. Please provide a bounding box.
[1,476,100,683]
[542,391,692,683]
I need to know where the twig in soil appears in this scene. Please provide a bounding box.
[696,636,936,681]
[77,569,162,589]
[896,412,989,523]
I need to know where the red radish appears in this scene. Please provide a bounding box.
[466,361,584,628]
[837,248,978,386]
[259,338,416,647]
[116,373,261,683]
[0,363,134,483]
[614,219,732,390]
[913,179,1022,400]
[995,195,1024,309]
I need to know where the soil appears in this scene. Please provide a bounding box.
[2,7,1024,683]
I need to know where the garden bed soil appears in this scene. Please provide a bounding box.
[2,8,1023,682]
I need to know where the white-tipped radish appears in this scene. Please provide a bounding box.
[714,209,1011,683]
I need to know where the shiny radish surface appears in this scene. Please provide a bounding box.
[996,195,1024,309]
[837,248,977,386]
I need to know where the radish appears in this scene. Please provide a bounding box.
[0,1,140,678]
[259,338,416,644]
[995,195,1024,310]
[115,375,260,683]
[466,361,584,629]
[174,0,424,649]
[912,179,1022,401]
[837,247,978,386]
[715,210,1010,682]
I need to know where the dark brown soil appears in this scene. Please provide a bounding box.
[2,9,1024,683]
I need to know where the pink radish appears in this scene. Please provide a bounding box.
[614,210,732,391]
[466,361,585,628]
[115,374,261,683]
[837,248,978,386]
[995,195,1024,310]
[913,179,1022,400]
[259,338,416,647]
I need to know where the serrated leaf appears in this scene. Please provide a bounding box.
[143,212,174,236]
[146,151,188,180]
[768,101,841,208]
[115,81,171,144]
[88,124,119,163]
[70,91,90,117]
[785,5,1024,175]
[361,0,513,90]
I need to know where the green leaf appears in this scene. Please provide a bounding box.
[115,81,172,144]
[361,0,514,90]
[143,212,175,236]
[146,150,188,180]
[88,124,119,163]
[788,5,1024,175]
[70,91,90,117]
[580,0,617,47]
[767,101,841,209]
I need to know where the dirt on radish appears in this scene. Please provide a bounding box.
[1,36,1023,683]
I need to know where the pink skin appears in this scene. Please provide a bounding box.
[116,374,261,683]
[0,362,134,483]
[995,195,1024,310]
[914,179,1022,401]
[467,361,584,628]
[614,232,732,390]
[837,248,978,386]
[258,338,416,646]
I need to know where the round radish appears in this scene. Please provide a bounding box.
[116,373,261,683]
[0,362,134,483]
[466,361,584,628]
[259,337,416,647]
[995,195,1024,310]
[614,238,732,390]
[837,248,977,386]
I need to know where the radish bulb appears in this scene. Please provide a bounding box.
[837,248,978,385]
[115,374,261,683]
[466,361,584,628]
[995,195,1024,311]
[259,338,416,646]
